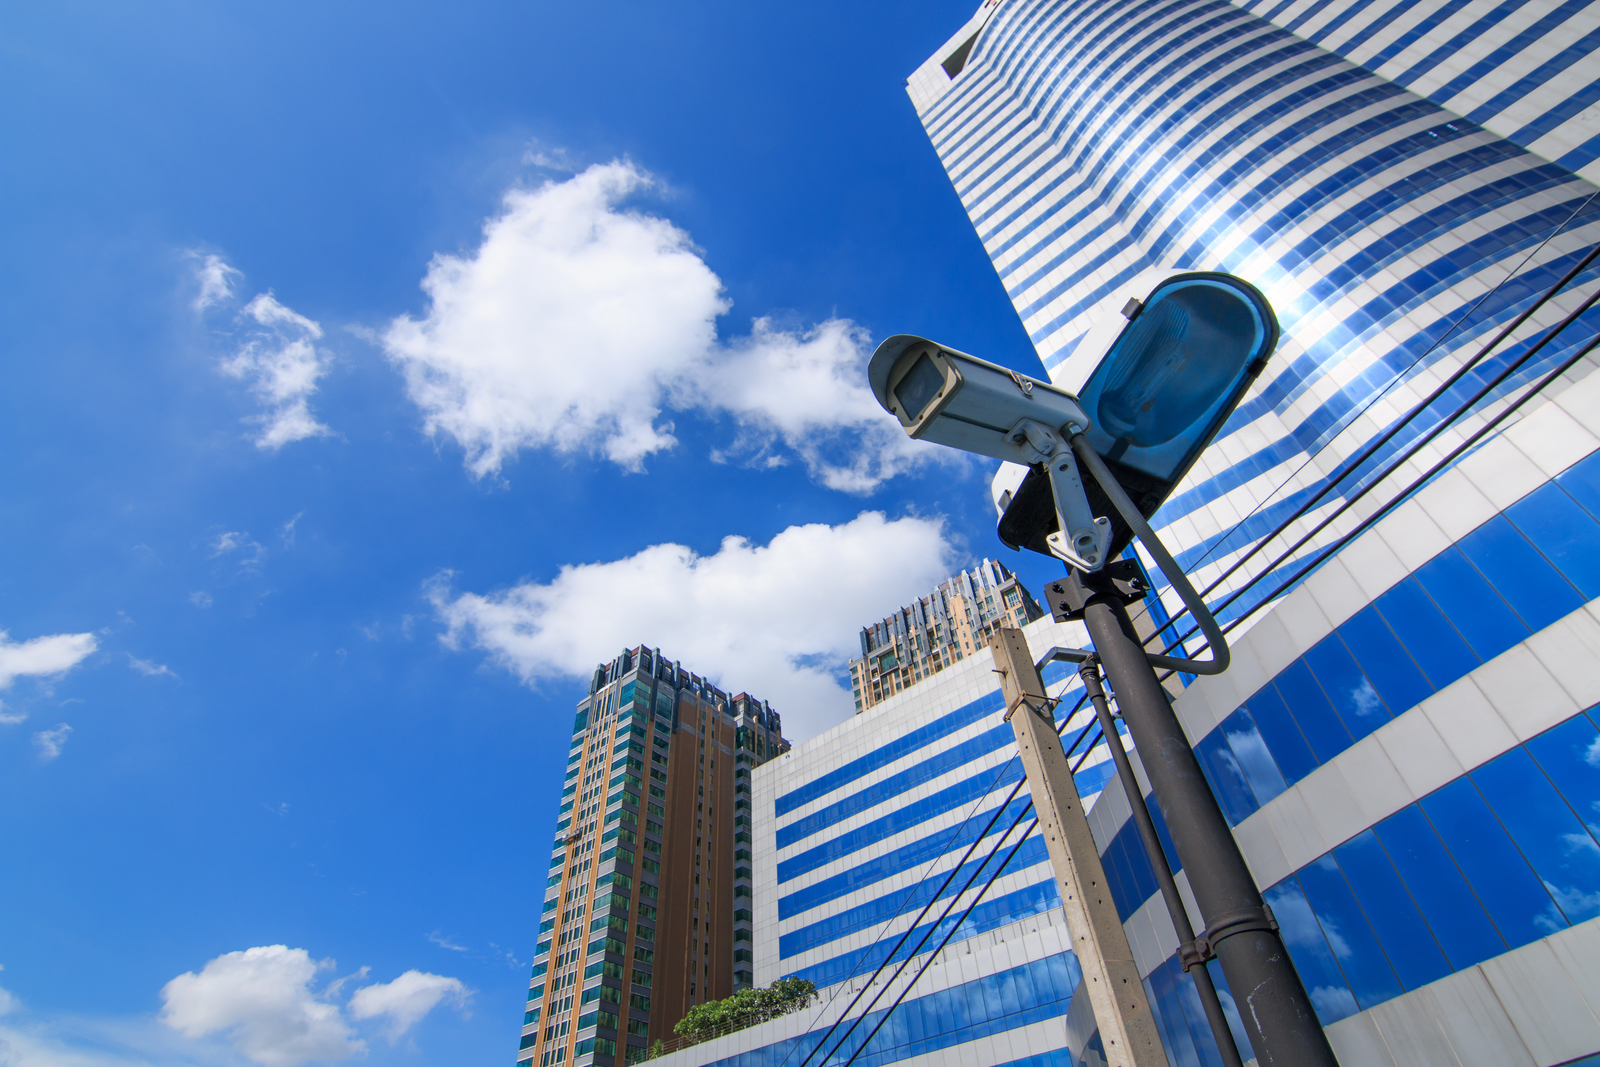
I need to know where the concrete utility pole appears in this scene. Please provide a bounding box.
[989,628,1165,1067]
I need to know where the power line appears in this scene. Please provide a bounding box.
[811,729,1108,1067]
[782,691,1096,1067]
[1146,260,1600,665]
[1124,196,1599,642]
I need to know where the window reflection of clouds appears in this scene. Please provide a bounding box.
[1349,679,1381,719]
[1199,458,1600,823]
[1224,718,1286,806]
[1255,710,1600,1022]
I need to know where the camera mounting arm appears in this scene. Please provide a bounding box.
[1069,432,1230,675]
[1004,418,1112,573]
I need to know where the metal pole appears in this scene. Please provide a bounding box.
[1060,571,1337,1067]
[1079,658,1244,1067]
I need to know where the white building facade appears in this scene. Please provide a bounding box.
[649,612,1120,1067]
[645,1,1600,1065]
[899,0,1600,1062]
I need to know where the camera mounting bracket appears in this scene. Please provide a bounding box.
[1042,446,1112,573]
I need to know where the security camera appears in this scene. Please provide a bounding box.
[869,335,1112,571]
[869,336,1089,464]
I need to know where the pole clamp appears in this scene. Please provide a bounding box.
[1003,695,1059,724]
[1176,939,1211,972]
[1194,904,1278,961]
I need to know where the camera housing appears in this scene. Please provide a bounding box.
[868,335,1091,466]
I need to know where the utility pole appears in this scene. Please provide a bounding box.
[989,628,1165,1067]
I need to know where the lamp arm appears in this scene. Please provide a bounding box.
[1033,646,1093,675]
[1069,434,1231,676]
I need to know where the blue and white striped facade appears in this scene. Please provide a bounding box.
[907,0,1600,618]
[650,613,1117,1067]
[896,0,1600,1062]
[1230,0,1600,181]
[650,4,1600,1067]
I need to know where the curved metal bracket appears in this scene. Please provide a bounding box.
[1033,645,1094,675]
[1066,435,1232,676]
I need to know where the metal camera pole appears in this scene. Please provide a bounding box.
[1049,569,1336,1067]
[1077,657,1244,1067]
[1042,432,1338,1067]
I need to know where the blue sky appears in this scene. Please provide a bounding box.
[0,3,1069,1064]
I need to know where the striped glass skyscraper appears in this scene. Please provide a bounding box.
[904,0,1600,613]
[643,1,1600,1066]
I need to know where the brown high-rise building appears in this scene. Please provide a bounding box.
[519,646,789,1067]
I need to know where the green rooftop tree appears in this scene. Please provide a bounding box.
[672,978,817,1045]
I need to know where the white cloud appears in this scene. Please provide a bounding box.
[0,631,98,690]
[346,971,468,1041]
[0,954,462,1067]
[431,511,957,737]
[210,532,264,565]
[425,932,467,952]
[522,141,578,172]
[0,705,22,726]
[160,946,360,1067]
[127,655,177,680]
[189,592,213,609]
[192,257,335,451]
[192,253,242,311]
[34,724,72,761]
[383,161,946,492]
[219,294,335,450]
[0,1015,217,1067]
[385,161,724,476]
[695,317,949,493]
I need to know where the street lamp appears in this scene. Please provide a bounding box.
[994,272,1276,570]
[868,272,1337,1067]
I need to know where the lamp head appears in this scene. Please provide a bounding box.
[997,272,1278,559]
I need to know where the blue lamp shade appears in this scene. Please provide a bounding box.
[1077,273,1278,483]
[998,272,1277,561]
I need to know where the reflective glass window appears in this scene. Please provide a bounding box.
[1240,688,1319,786]
[1173,962,1228,1067]
[1145,962,1205,1067]
[1102,829,1140,920]
[1509,483,1600,598]
[1332,829,1451,990]
[1525,712,1600,842]
[1421,777,1561,949]
[1412,546,1528,661]
[1262,877,1359,1025]
[1472,745,1600,928]
[1373,805,1505,969]
[1047,948,1081,1000]
[1333,607,1430,724]
[1458,515,1583,632]
[1013,962,1041,1013]
[1220,705,1287,807]
[1277,654,1359,758]
[1295,855,1404,1009]
[1195,724,1260,825]
[1201,958,1250,1058]
[1556,450,1600,519]
[999,969,1021,1016]
[1372,577,1477,689]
